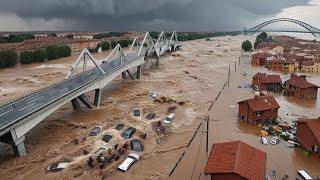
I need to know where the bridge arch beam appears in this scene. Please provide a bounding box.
[245,18,320,37]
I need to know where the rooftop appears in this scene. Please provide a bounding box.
[297,119,320,144]
[238,95,280,112]
[253,72,282,84]
[286,74,318,89]
[204,141,266,180]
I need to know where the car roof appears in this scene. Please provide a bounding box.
[168,113,175,118]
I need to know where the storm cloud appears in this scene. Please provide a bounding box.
[0,0,315,31]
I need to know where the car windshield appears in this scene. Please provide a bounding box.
[132,141,142,151]
[165,117,171,121]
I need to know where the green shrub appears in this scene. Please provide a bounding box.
[0,50,18,67]
[33,49,47,62]
[45,44,71,60]
[110,41,118,49]
[20,51,34,64]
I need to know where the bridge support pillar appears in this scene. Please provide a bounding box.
[71,98,81,110]
[10,131,26,156]
[78,94,92,109]
[136,65,141,79]
[94,89,102,108]
[122,71,127,79]
[156,56,160,67]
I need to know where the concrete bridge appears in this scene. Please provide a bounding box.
[0,31,180,156]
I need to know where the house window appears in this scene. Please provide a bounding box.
[241,115,245,120]
[256,111,262,117]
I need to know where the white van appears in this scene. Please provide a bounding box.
[296,170,313,180]
[163,113,175,124]
[117,153,140,172]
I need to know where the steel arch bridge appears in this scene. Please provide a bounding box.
[245,18,320,37]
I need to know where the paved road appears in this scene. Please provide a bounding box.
[0,50,144,132]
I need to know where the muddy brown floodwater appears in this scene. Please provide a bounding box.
[0,35,320,180]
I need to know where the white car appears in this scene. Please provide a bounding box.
[269,136,280,145]
[297,170,313,180]
[163,113,175,124]
[260,137,268,145]
[47,161,70,172]
[117,153,140,172]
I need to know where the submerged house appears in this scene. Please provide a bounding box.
[238,95,280,124]
[285,74,318,99]
[252,72,282,92]
[296,119,320,156]
[205,141,266,180]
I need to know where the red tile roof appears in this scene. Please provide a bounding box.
[253,73,281,84]
[297,119,320,144]
[238,95,280,112]
[285,74,318,89]
[205,141,266,180]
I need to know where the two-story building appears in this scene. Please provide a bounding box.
[296,119,320,156]
[252,73,282,92]
[285,74,318,99]
[238,95,280,124]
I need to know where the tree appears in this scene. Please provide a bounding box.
[0,50,17,67]
[20,51,34,64]
[66,34,74,39]
[254,32,268,49]
[33,49,47,62]
[242,40,253,52]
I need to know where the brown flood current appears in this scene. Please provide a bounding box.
[0,36,320,180]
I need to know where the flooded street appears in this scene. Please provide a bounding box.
[0,35,320,179]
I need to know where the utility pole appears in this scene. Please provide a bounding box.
[235,61,237,72]
[238,56,240,65]
[206,116,209,153]
[228,64,230,88]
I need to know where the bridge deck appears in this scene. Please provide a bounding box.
[0,50,144,133]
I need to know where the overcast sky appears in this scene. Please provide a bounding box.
[0,0,319,32]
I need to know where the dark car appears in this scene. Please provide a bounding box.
[89,126,102,136]
[115,124,124,131]
[133,109,141,117]
[146,112,156,120]
[102,134,113,143]
[131,139,143,152]
[121,127,136,139]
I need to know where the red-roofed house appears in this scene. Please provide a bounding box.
[252,72,282,92]
[285,74,318,99]
[296,119,320,155]
[238,95,280,124]
[205,141,266,180]
[251,53,272,66]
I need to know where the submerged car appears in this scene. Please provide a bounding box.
[121,127,136,139]
[115,124,124,131]
[89,126,102,136]
[131,139,143,152]
[260,137,268,145]
[146,112,156,120]
[102,134,113,143]
[269,136,280,145]
[163,113,175,124]
[47,161,70,172]
[133,108,141,117]
[117,153,140,172]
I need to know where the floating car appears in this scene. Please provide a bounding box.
[269,136,280,145]
[47,161,70,172]
[133,108,141,117]
[117,153,140,172]
[102,134,113,143]
[297,170,312,180]
[146,112,156,120]
[163,113,175,124]
[131,139,143,152]
[115,124,124,131]
[89,126,102,136]
[121,127,136,139]
[260,137,268,145]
